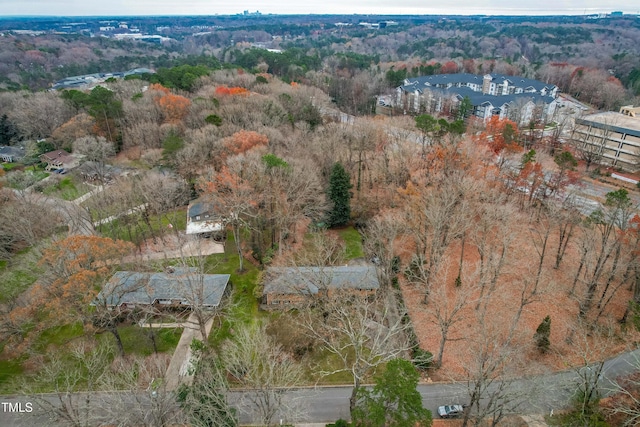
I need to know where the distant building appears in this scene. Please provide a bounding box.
[51,67,155,90]
[40,149,77,170]
[571,108,640,172]
[0,146,25,163]
[620,105,640,118]
[396,73,558,125]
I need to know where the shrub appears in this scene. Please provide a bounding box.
[413,349,433,371]
[534,315,551,354]
[205,114,222,126]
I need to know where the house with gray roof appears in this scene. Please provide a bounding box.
[262,265,380,308]
[0,146,26,163]
[186,198,224,235]
[396,73,558,125]
[96,267,230,310]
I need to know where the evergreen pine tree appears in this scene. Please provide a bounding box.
[534,315,551,354]
[0,114,18,146]
[328,162,352,227]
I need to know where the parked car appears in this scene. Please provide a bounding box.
[438,404,464,418]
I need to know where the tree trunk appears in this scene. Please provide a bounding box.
[534,229,549,294]
[437,327,448,366]
[110,326,125,357]
[233,224,244,272]
[555,221,574,269]
[570,247,587,296]
[349,377,361,418]
[457,232,466,285]
[596,243,622,310]
[149,327,158,354]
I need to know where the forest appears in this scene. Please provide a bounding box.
[1,13,640,427]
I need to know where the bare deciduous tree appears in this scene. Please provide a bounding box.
[300,292,411,417]
[102,353,182,427]
[220,322,304,426]
[23,341,114,427]
[178,356,238,427]
[363,211,405,289]
[421,264,478,366]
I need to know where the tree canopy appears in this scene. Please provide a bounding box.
[328,162,352,227]
[352,358,432,427]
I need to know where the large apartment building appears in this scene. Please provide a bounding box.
[571,106,640,172]
[396,73,559,125]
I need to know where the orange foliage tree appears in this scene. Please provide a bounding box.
[215,86,250,96]
[156,93,191,123]
[29,236,134,355]
[224,130,269,156]
[149,83,191,124]
[475,116,522,158]
[199,167,258,272]
[440,61,459,74]
[149,82,170,95]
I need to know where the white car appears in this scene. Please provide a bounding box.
[438,404,464,418]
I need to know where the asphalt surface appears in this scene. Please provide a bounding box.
[2,348,639,426]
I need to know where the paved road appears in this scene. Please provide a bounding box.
[2,348,639,426]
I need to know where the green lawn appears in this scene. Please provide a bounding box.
[1,162,21,171]
[97,207,187,244]
[0,250,41,304]
[34,323,85,352]
[0,321,184,394]
[206,233,261,347]
[337,226,364,260]
[41,176,90,201]
[114,325,183,356]
[0,358,25,393]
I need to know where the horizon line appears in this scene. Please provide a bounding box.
[0,11,638,19]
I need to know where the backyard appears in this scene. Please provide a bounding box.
[40,175,92,201]
[0,223,366,393]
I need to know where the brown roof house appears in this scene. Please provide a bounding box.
[261,265,380,309]
[95,267,230,310]
[40,149,79,171]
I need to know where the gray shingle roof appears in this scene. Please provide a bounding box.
[0,146,25,161]
[405,85,555,108]
[401,73,556,93]
[263,266,380,295]
[188,200,216,219]
[97,268,230,308]
[448,86,556,107]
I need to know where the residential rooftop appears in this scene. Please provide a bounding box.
[97,268,230,308]
[263,265,380,295]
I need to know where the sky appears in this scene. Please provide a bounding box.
[0,0,636,16]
